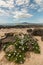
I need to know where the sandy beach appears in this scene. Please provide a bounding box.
[0,28,43,65]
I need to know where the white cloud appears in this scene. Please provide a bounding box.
[0,0,32,18]
[0,0,14,8]
[16,0,24,5]
[0,9,10,16]
[34,0,43,12]
[29,4,37,9]
[16,0,30,5]
[13,11,33,18]
[38,8,43,12]
[12,7,33,19]
[21,8,28,13]
[35,0,42,5]
[34,0,43,7]
[0,0,14,16]
[0,9,5,15]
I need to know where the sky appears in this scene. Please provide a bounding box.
[0,0,43,25]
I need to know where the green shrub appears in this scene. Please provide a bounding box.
[3,34,40,64]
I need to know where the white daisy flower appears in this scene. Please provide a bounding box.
[16,54,18,56]
[33,46,34,49]
[32,43,34,44]
[27,46,29,48]
[15,58,17,60]
[15,43,16,44]
[20,61,23,64]
[21,40,24,45]
[3,45,6,48]
[26,43,27,45]
[14,53,15,55]
[24,58,25,60]
[19,46,21,48]
[17,53,19,55]
[8,54,11,57]
[36,47,38,49]
[15,51,17,53]
[19,55,21,57]
[22,47,24,50]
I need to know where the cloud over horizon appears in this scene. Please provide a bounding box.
[0,0,43,24]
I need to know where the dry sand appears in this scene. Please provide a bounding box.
[0,28,43,65]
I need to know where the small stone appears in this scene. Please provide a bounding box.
[5,45,14,52]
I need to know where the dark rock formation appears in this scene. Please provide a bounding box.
[27,29,32,33]
[0,40,2,50]
[1,36,15,44]
[5,45,15,52]
[41,36,43,41]
[1,33,15,45]
[5,33,14,38]
[32,29,43,36]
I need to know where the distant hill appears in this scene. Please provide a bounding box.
[0,22,43,28]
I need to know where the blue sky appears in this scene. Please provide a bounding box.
[0,0,43,24]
